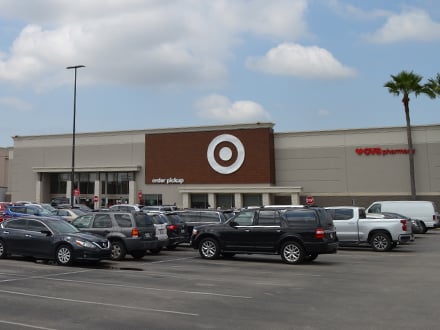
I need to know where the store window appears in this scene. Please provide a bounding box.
[216,193,235,209]
[243,193,262,208]
[49,173,69,194]
[144,194,163,206]
[191,194,209,208]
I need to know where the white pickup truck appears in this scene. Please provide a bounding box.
[326,206,414,252]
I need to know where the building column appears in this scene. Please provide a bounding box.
[35,173,43,203]
[234,193,242,209]
[262,193,270,206]
[129,180,136,205]
[182,193,190,208]
[66,180,72,204]
[208,193,215,209]
[94,179,100,209]
[291,193,300,205]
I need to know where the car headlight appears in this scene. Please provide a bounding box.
[192,229,198,235]
[75,240,96,249]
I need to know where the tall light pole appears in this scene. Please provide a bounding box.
[66,65,85,207]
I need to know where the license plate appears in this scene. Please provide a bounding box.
[144,233,151,238]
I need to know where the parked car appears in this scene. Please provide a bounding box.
[147,212,186,250]
[0,216,111,265]
[175,209,231,242]
[71,211,157,261]
[190,207,338,264]
[53,208,87,223]
[50,197,70,207]
[366,200,439,232]
[4,205,65,221]
[109,204,142,212]
[381,212,425,235]
[146,213,169,254]
[142,205,178,212]
[57,204,92,213]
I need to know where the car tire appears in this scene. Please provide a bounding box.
[0,239,7,259]
[303,252,318,262]
[111,241,126,261]
[280,241,305,264]
[149,247,162,255]
[131,250,146,259]
[420,222,427,234]
[55,245,73,266]
[199,237,220,260]
[370,232,392,252]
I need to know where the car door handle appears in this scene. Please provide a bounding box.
[2,231,9,234]
[244,229,251,232]
[25,234,32,237]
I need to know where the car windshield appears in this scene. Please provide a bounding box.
[45,219,80,234]
[38,208,55,216]
[71,209,86,216]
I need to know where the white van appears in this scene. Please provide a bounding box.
[366,201,439,231]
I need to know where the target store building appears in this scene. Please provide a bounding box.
[7,122,440,208]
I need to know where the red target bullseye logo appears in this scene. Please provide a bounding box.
[207,134,245,174]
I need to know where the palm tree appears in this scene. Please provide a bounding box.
[384,70,435,200]
[427,73,440,96]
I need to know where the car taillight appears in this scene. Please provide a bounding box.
[400,220,407,231]
[315,228,325,239]
[167,224,177,231]
[132,228,139,238]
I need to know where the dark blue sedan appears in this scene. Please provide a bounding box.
[0,217,111,265]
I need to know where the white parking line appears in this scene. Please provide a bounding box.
[0,289,198,316]
[148,256,197,264]
[44,277,253,299]
[0,269,92,283]
[0,319,57,330]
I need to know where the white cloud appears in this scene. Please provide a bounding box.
[246,43,356,79]
[366,8,440,43]
[196,94,271,123]
[0,0,309,89]
[0,96,33,112]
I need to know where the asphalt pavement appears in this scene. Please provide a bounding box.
[0,231,439,330]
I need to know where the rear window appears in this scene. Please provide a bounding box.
[332,209,354,220]
[199,212,221,222]
[134,213,153,227]
[285,210,318,225]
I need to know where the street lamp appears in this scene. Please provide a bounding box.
[66,65,85,207]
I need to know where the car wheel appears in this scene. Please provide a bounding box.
[0,239,7,259]
[149,247,162,255]
[111,241,126,261]
[303,253,318,262]
[222,252,235,258]
[199,237,220,260]
[420,222,427,234]
[370,232,392,252]
[281,241,305,264]
[131,250,146,259]
[56,245,73,266]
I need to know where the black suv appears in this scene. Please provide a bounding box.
[190,207,338,264]
[175,209,234,242]
[72,211,157,260]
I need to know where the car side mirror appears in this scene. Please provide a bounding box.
[230,221,239,227]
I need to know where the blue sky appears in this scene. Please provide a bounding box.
[0,0,439,147]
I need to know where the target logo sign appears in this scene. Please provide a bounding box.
[207,134,245,174]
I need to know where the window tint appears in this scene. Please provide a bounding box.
[114,214,133,228]
[257,210,281,226]
[134,213,153,227]
[92,214,112,228]
[368,204,381,213]
[72,215,93,228]
[176,212,198,222]
[10,207,26,213]
[285,210,317,224]
[57,210,70,216]
[233,211,254,226]
[4,218,27,229]
[332,209,354,220]
[199,212,221,222]
[28,220,48,232]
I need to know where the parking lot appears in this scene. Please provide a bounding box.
[1,230,439,330]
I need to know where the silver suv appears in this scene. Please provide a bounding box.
[72,211,157,260]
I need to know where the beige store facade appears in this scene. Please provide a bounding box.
[6,123,440,209]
